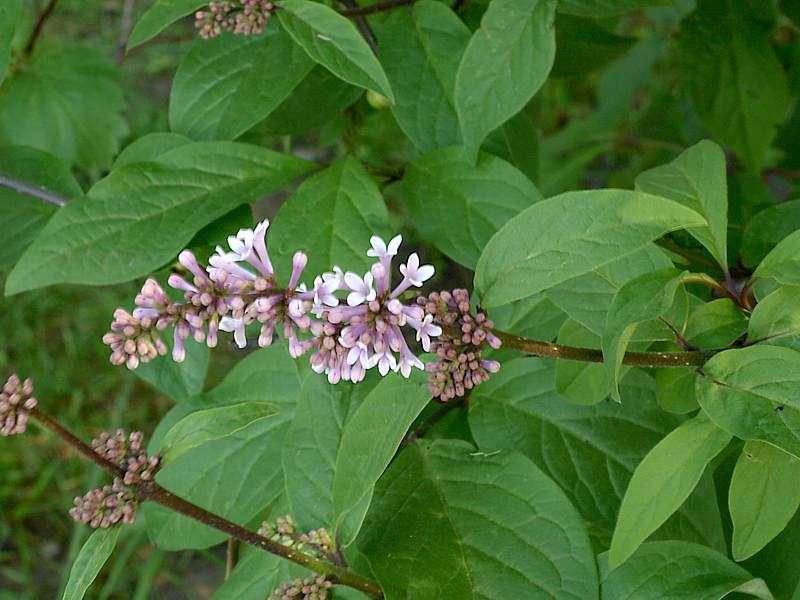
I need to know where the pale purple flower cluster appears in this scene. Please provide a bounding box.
[69,479,137,529]
[269,576,332,600]
[195,0,274,39]
[259,514,333,556]
[0,374,36,436]
[103,222,440,385]
[92,429,162,486]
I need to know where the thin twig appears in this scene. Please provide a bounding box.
[491,328,714,367]
[225,538,240,580]
[339,0,416,17]
[116,0,137,63]
[30,407,384,599]
[0,174,68,207]
[658,317,697,352]
[23,0,59,58]
[339,0,378,54]
[655,238,719,270]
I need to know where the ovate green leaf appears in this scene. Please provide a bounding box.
[753,230,800,291]
[403,147,541,269]
[730,440,800,561]
[748,286,800,349]
[0,0,20,84]
[358,440,598,599]
[697,345,800,459]
[741,200,800,268]
[600,541,773,600]
[551,14,635,77]
[685,299,747,349]
[474,189,705,308]
[636,140,729,269]
[269,157,389,281]
[455,0,556,162]
[609,413,732,568]
[61,527,121,600]
[331,371,430,547]
[113,133,192,169]
[278,0,394,101]
[127,0,207,49]
[170,27,314,140]
[134,336,209,402]
[5,142,314,294]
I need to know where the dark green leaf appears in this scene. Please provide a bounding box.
[62,527,121,600]
[134,337,209,402]
[685,298,747,349]
[748,286,800,348]
[635,140,729,269]
[557,0,670,17]
[674,0,789,170]
[376,0,469,153]
[730,440,800,561]
[332,371,430,547]
[170,28,314,140]
[5,142,314,294]
[697,345,800,459]
[403,147,541,269]
[269,157,389,282]
[599,541,773,600]
[656,367,700,414]
[278,0,394,101]
[455,0,556,162]
[609,412,731,568]
[0,0,20,84]
[741,200,800,269]
[474,189,705,308]
[358,440,598,599]
[551,14,635,77]
[0,47,128,171]
[753,230,800,294]
[483,111,540,184]
[470,359,727,551]
[211,547,308,600]
[127,0,206,49]
[113,133,192,169]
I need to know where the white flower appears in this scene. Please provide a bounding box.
[399,253,434,287]
[226,227,256,261]
[366,234,402,259]
[313,275,339,307]
[344,271,376,306]
[407,314,442,352]
[347,342,372,368]
[322,265,344,286]
[374,349,397,376]
[219,316,247,349]
[397,347,424,378]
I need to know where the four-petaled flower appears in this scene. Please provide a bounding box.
[408,314,442,352]
[344,271,376,306]
[219,316,247,349]
[399,253,435,287]
[367,234,402,259]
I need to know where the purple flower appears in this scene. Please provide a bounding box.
[344,271,376,306]
[408,314,442,352]
[367,234,401,259]
[399,253,435,288]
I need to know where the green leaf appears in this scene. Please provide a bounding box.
[161,401,278,464]
[557,0,670,17]
[258,65,362,135]
[143,345,302,550]
[268,157,389,282]
[5,142,314,294]
[474,189,705,308]
[753,230,800,292]
[358,440,598,599]
[455,0,556,162]
[636,140,729,269]
[609,412,732,568]
[546,245,674,336]
[748,286,800,348]
[685,298,747,349]
[0,47,127,171]
[127,0,207,50]
[331,371,430,547]
[599,541,773,600]
[403,147,541,269]
[674,0,790,171]
[742,510,800,600]
[470,359,727,551]
[602,268,685,401]
[61,527,121,600]
[555,318,613,406]
[0,0,20,84]
[211,546,308,600]
[551,14,635,77]
[741,200,800,269]
[134,337,209,403]
[282,374,373,529]
[656,367,700,414]
[112,133,192,169]
[0,145,81,281]
[376,0,470,153]
[483,111,540,184]
[697,345,800,459]
[488,293,565,343]
[170,28,314,140]
[277,0,394,102]
[730,441,800,561]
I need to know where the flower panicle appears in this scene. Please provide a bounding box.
[195,0,275,39]
[269,575,333,600]
[0,374,37,436]
[103,223,442,385]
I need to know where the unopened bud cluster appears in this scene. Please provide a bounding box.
[69,479,137,528]
[419,289,502,402]
[104,222,440,386]
[268,575,333,600]
[70,430,161,529]
[259,514,333,557]
[0,374,36,436]
[195,0,275,39]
